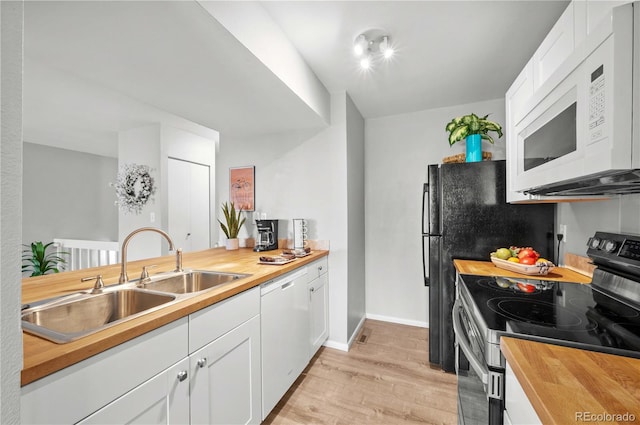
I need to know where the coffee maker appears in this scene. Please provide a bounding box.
[254,219,279,252]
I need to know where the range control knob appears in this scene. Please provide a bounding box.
[603,240,619,253]
[588,237,601,249]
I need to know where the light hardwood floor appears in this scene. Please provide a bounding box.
[263,319,458,425]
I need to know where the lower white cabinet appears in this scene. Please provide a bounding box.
[504,361,541,425]
[308,266,329,359]
[21,318,189,425]
[77,357,190,424]
[21,260,328,425]
[190,315,261,425]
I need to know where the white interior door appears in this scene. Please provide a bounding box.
[168,158,210,252]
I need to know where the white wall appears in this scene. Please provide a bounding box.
[118,125,164,261]
[557,195,640,258]
[217,92,364,349]
[23,143,118,245]
[1,1,24,422]
[365,98,505,327]
[346,95,366,338]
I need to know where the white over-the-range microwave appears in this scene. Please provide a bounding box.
[510,2,639,197]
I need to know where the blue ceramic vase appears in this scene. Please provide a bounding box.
[465,133,482,162]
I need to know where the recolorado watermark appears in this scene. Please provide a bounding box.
[576,412,636,422]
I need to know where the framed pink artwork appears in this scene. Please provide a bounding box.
[229,166,255,211]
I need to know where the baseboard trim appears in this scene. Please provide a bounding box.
[323,339,349,352]
[322,315,427,352]
[322,315,367,352]
[365,313,428,328]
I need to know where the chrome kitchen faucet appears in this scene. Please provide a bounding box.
[118,227,183,283]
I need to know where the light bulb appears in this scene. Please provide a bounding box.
[379,36,394,59]
[359,55,371,70]
[354,34,367,57]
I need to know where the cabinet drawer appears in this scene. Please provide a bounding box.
[21,317,189,425]
[309,257,328,279]
[189,286,260,353]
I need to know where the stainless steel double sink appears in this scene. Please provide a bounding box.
[21,270,250,343]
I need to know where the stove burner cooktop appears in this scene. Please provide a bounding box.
[459,273,640,358]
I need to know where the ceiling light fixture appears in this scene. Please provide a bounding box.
[353,30,394,71]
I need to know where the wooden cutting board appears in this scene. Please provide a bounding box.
[563,253,596,277]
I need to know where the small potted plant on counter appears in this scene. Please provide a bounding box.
[218,201,246,250]
[445,113,503,163]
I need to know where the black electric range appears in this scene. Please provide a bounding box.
[453,231,640,425]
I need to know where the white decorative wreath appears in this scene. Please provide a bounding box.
[113,163,156,215]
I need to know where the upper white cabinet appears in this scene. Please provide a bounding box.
[532,2,576,91]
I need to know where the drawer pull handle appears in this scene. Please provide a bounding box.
[177,370,188,382]
[197,358,207,368]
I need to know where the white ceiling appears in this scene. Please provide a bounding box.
[261,0,570,117]
[23,1,569,156]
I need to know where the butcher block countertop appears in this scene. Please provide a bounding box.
[453,259,592,283]
[22,247,329,386]
[501,337,640,424]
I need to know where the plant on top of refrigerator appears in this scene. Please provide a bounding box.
[445,113,503,146]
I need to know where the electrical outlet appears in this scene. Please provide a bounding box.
[559,224,567,243]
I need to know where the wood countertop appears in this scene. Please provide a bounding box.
[453,259,592,283]
[501,337,640,424]
[22,247,329,386]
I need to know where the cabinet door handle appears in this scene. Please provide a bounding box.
[197,358,207,368]
[310,287,315,293]
[177,370,188,382]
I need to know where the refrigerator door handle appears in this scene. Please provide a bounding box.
[427,165,441,236]
[422,236,429,286]
[422,183,429,235]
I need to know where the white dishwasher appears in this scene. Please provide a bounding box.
[260,267,309,420]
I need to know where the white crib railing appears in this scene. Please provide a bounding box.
[53,239,120,271]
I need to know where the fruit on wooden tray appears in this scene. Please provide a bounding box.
[490,246,553,266]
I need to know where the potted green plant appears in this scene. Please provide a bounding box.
[445,113,503,162]
[22,241,68,276]
[218,201,246,250]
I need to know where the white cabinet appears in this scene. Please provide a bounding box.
[308,258,329,358]
[78,358,190,425]
[504,361,542,425]
[21,318,189,425]
[261,268,310,419]
[532,2,575,91]
[189,286,261,424]
[190,315,261,425]
[21,288,261,425]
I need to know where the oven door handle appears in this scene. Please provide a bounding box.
[452,299,489,385]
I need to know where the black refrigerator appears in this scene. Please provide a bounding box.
[422,160,555,373]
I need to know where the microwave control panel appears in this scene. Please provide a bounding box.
[588,64,606,143]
